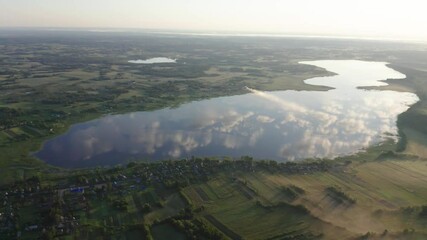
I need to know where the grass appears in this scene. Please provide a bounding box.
[2,33,354,184]
[151,223,187,240]
[0,131,11,144]
[183,174,352,239]
[3,32,427,239]
[140,188,159,204]
[354,161,427,206]
[89,199,115,220]
[402,127,427,157]
[144,193,186,224]
[179,160,427,238]
[213,202,313,239]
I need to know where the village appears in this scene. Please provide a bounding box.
[0,157,333,239]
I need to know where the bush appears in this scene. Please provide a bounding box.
[112,199,128,211]
[325,186,356,204]
[419,205,427,217]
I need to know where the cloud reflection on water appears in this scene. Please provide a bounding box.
[36,60,419,167]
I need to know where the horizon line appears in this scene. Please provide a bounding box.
[0,26,426,44]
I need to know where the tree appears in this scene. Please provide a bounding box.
[142,203,152,213]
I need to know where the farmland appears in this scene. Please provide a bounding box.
[1,30,427,239]
[181,160,427,239]
[2,156,427,239]
[1,31,427,175]
[0,31,342,183]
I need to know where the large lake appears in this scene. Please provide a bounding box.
[35,60,419,168]
[128,57,176,64]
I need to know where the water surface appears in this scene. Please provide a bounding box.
[128,57,176,64]
[35,60,419,168]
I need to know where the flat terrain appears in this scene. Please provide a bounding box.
[182,160,427,239]
[0,31,341,183]
[3,157,427,239]
[1,31,427,182]
[1,30,427,239]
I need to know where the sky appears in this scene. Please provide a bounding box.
[1,0,427,41]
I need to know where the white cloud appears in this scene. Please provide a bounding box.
[40,61,419,164]
[256,115,275,123]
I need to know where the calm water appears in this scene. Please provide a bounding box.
[35,60,419,168]
[128,57,176,64]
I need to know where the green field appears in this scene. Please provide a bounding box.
[2,31,427,239]
[0,32,343,184]
[182,160,427,239]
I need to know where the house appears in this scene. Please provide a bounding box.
[25,225,38,231]
[70,187,84,194]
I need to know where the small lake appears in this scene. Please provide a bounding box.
[35,60,419,168]
[128,57,176,64]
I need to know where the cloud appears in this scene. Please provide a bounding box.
[249,128,264,146]
[215,111,254,133]
[246,87,309,114]
[38,61,419,165]
[256,115,275,123]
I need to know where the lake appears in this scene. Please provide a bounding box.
[128,57,176,64]
[35,60,419,168]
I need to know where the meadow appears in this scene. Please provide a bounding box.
[1,30,427,239]
[181,160,427,239]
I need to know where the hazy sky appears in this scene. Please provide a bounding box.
[1,0,427,40]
